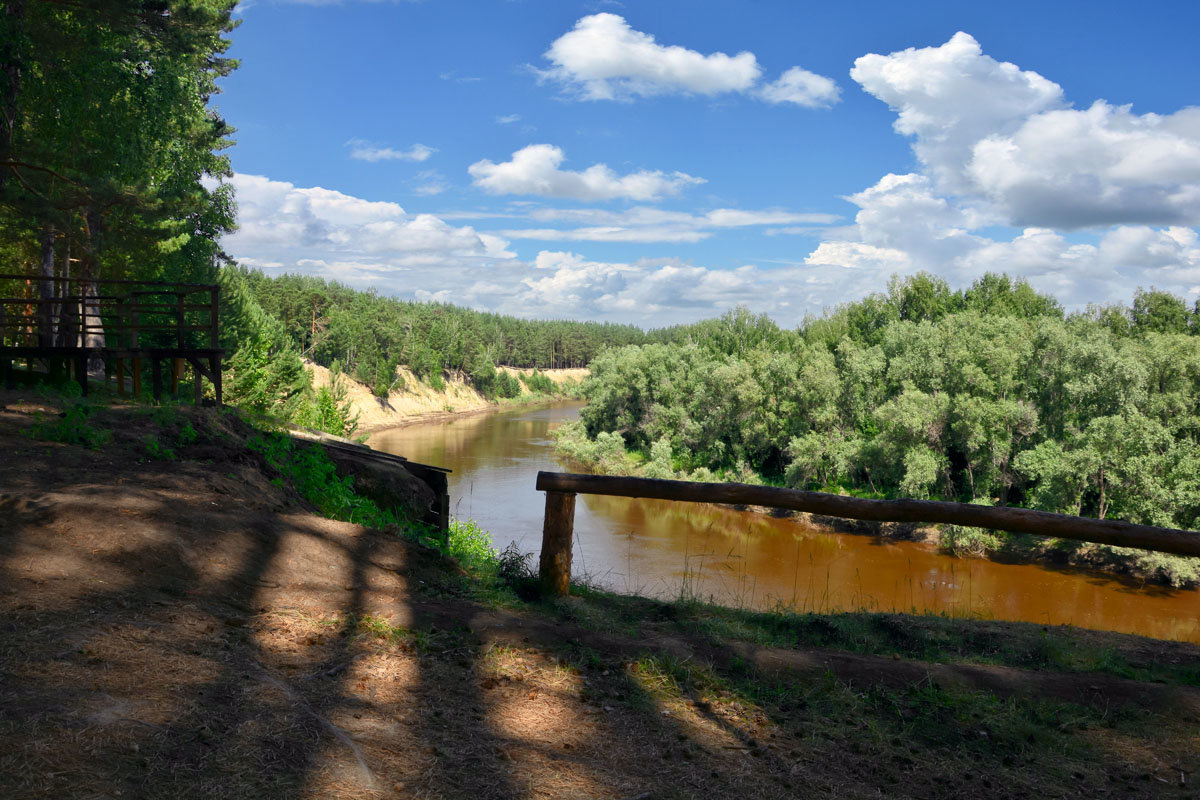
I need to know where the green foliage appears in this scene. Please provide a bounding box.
[642,437,676,480]
[178,421,199,447]
[939,525,1008,557]
[372,359,400,397]
[28,403,110,450]
[143,436,177,461]
[554,421,635,475]
[567,274,1200,536]
[470,358,521,400]
[292,365,360,438]
[220,267,310,419]
[446,518,499,572]
[247,431,402,528]
[240,270,647,381]
[520,370,556,395]
[1,0,238,291]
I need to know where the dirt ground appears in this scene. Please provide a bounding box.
[1,390,1198,799]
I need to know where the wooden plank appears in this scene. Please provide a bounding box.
[0,273,216,289]
[538,490,576,596]
[535,471,1200,559]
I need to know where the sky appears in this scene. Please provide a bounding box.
[215,0,1200,327]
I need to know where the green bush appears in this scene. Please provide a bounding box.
[29,404,110,450]
[293,365,359,438]
[446,518,498,572]
[939,525,1007,557]
[247,431,403,529]
[521,370,556,395]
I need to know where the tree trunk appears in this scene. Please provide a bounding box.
[81,209,105,369]
[0,0,25,194]
[55,233,71,346]
[37,224,55,346]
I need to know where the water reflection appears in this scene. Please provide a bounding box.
[370,402,1200,643]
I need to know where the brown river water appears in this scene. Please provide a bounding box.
[370,401,1200,643]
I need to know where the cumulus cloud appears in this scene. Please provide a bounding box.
[798,32,1200,306]
[968,103,1200,228]
[542,13,760,100]
[347,140,436,162]
[222,173,514,277]
[492,205,838,243]
[468,144,705,201]
[219,172,849,323]
[540,13,838,109]
[483,251,839,322]
[850,31,1065,193]
[757,66,841,109]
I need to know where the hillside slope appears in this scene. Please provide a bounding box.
[306,362,588,432]
[1,391,1198,799]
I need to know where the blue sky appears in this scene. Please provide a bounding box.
[215,0,1200,326]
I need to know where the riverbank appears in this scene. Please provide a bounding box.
[306,360,588,434]
[2,389,1199,797]
[552,421,1200,589]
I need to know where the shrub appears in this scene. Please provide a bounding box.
[521,370,556,395]
[29,404,110,450]
[939,525,1007,557]
[447,518,498,572]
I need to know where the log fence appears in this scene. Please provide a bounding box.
[535,470,1200,596]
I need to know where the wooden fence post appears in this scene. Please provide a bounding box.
[539,490,576,596]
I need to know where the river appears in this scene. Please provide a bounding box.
[370,401,1200,643]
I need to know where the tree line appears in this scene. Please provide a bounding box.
[577,273,1200,534]
[240,269,645,392]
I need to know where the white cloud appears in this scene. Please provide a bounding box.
[539,13,838,109]
[758,66,841,109]
[468,144,704,201]
[413,169,449,196]
[497,251,836,322]
[491,205,837,243]
[542,13,760,100]
[501,226,712,244]
[496,114,521,125]
[796,32,1200,307]
[439,70,482,83]
[347,140,436,162]
[222,173,514,279]
[968,102,1200,228]
[850,31,1064,193]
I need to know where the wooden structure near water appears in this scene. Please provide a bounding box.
[0,274,222,404]
[535,470,1200,596]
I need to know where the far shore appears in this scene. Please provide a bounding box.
[305,360,588,436]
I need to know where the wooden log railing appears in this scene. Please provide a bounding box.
[534,470,1200,596]
[0,274,222,403]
